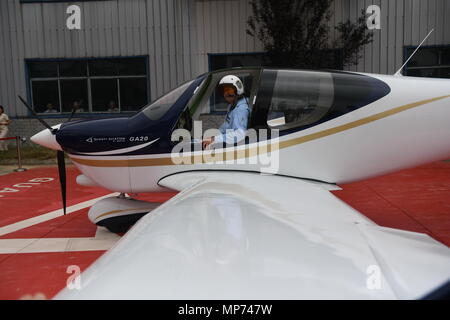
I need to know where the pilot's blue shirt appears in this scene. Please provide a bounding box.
[214,97,250,144]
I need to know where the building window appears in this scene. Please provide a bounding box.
[404,46,450,79]
[209,53,266,72]
[27,57,148,114]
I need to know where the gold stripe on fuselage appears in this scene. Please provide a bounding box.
[70,95,450,168]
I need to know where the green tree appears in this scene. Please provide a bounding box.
[247,0,373,69]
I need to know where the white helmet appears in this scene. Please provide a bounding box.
[218,75,244,95]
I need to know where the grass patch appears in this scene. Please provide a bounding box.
[0,144,59,164]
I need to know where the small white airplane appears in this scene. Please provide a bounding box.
[24,64,450,299]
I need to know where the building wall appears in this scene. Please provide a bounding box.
[1,0,199,118]
[0,0,449,139]
[348,0,450,74]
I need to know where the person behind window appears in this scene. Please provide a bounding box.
[0,105,12,151]
[72,100,84,113]
[44,103,57,113]
[107,100,119,112]
[202,75,250,149]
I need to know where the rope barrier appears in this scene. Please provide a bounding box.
[0,136,27,172]
[0,136,17,141]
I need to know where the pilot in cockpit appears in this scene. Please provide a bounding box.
[202,75,250,149]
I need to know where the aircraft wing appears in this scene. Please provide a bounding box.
[55,171,450,299]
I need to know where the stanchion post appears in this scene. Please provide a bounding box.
[13,136,27,172]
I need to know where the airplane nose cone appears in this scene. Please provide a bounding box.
[31,124,62,151]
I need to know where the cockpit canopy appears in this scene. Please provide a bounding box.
[138,67,390,141]
[141,80,195,121]
[261,69,391,131]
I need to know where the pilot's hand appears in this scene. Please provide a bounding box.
[202,137,214,149]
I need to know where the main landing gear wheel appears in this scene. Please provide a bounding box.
[88,193,161,233]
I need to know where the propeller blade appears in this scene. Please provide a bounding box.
[19,95,67,214]
[17,95,56,133]
[57,150,67,215]
[67,108,76,122]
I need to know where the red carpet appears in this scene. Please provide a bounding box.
[0,162,449,299]
[332,161,450,247]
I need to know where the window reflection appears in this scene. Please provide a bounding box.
[266,70,390,130]
[142,80,194,120]
[267,70,334,129]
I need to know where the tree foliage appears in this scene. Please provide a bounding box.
[247,0,373,69]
